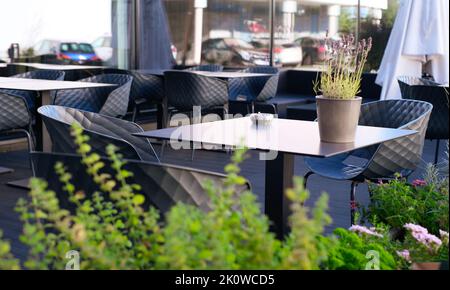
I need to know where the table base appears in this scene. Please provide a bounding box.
[265,152,294,239]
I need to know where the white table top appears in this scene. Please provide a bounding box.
[135,117,417,158]
[137,70,275,79]
[0,77,115,92]
[10,62,106,71]
[191,71,274,79]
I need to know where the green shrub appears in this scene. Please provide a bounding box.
[1,124,337,270]
[324,228,397,270]
[366,175,449,235]
[0,231,20,270]
[1,124,446,270]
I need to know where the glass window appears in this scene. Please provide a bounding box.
[0,0,129,68]
[163,0,271,68]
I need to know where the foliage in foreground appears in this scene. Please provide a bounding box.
[365,171,449,236]
[1,124,337,270]
[0,125,447,270]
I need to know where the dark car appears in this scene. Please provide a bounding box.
[295,37,326,65]
[58,42,102,65]
[201,38,270,67]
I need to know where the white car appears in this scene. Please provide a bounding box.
[92,35,113,64]
[274,42,302,67]
[92,35,178,64]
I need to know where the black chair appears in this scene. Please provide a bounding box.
[184,64,224,72]
[31,152,250,215]
[164,70,229,119]
[228,66,279,101]
[0,70,65,110]
[0,92,35,175]
[303,100,433,224]
[398,76,449,164]
[38,105,159,163]
[102,69,164,123]
[163,71,229,159]
[229,66,279,115]
[54,74,133,118]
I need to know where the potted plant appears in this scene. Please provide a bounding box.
[314,35,372,143]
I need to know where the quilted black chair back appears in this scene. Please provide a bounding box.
[103,68,164,108]
[0,92,32,132]
[164,71,228,112]
[54,74,133,118]
[229,66,278,101]
[31,152,250,214]
[359,99,433,179]
[184,64,224,72]
[398,76,449,140]
[38,105,159,162]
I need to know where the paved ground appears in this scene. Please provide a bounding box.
[0,139,447,260]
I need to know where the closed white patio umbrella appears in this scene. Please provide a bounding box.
[376,0,449,100]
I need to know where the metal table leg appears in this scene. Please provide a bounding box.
[264,152,294,239]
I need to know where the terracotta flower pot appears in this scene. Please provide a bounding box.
[316,96,362,143]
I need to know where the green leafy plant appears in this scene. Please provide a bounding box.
[365,175,449,236]
[0,124,339,270]
[314,35,372,99]
[324,227,397,270]
[0,231,20,270]
[2,124,446,270]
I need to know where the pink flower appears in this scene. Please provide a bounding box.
[411,179,427,187]
[349,225,383,238]
[404,224,442,251]
[396,250,411,262]
[404,223,428,234]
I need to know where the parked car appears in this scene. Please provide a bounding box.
[295,37,326,65]
[250,39,302,67]
[57,42,102,65]
[201,38,271,66]
[92,35,112,64]
[33,40,102,65]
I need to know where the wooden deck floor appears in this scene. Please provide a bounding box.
[0,139,446,260]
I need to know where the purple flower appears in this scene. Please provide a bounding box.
[349,225,383,238]
[396,250,411,262]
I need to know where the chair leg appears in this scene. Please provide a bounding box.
[131,105,139,123]
[350,181,359,226]
[434,139,441,165]
[147,140,160,163]
[8,129,35,176]
[160,141,166,158]
[304,171,314,188]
